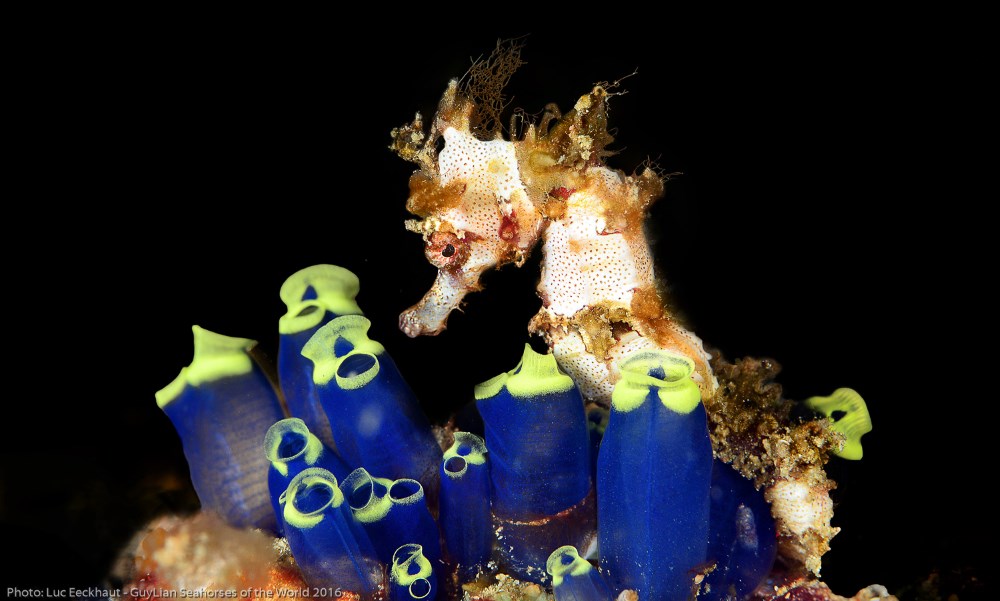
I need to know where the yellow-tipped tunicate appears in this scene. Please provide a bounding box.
[806,388,872,460]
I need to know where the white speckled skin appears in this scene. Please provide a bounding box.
[538,174,649,317]
[533,171,715,402]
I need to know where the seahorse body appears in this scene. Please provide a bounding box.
[393,78,841,577]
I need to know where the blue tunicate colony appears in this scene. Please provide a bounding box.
[157,265,777,600]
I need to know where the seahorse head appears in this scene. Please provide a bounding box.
[391,55,628,337]
[392,80,546,336]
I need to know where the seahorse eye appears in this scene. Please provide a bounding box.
[424,230,469,270]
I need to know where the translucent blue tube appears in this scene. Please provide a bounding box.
[278,265,363,450]
[279,468,381,595]
[439,432,491,580]
[155,326,285,532]
[546,546,612,601]
[339,468,442,568]
[475,344,591,520]
[390,544,438,601]
[475,344,594,583]
[303,315,440,495]
[597,350,713,600]
[264,417,354,533]
[702,460,777,601]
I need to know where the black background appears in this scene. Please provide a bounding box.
[3,18,987,599]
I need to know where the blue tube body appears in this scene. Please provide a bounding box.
[157,328,284,533]
[439,432,492,579]
[280,468,381,596]
[390,544,438,601]
[265,418,353,534]
[702,461,777,601]
[279,325,336,448]
[304,316,440,495]
[474,345,594,584]
[340,468,442,568]
[277,265,364,450]
[475,348,591,520]
[546,546,612,601]
[597,351,713,600]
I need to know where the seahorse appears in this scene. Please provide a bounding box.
[393,78,717,405]
[391,47,851,579]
